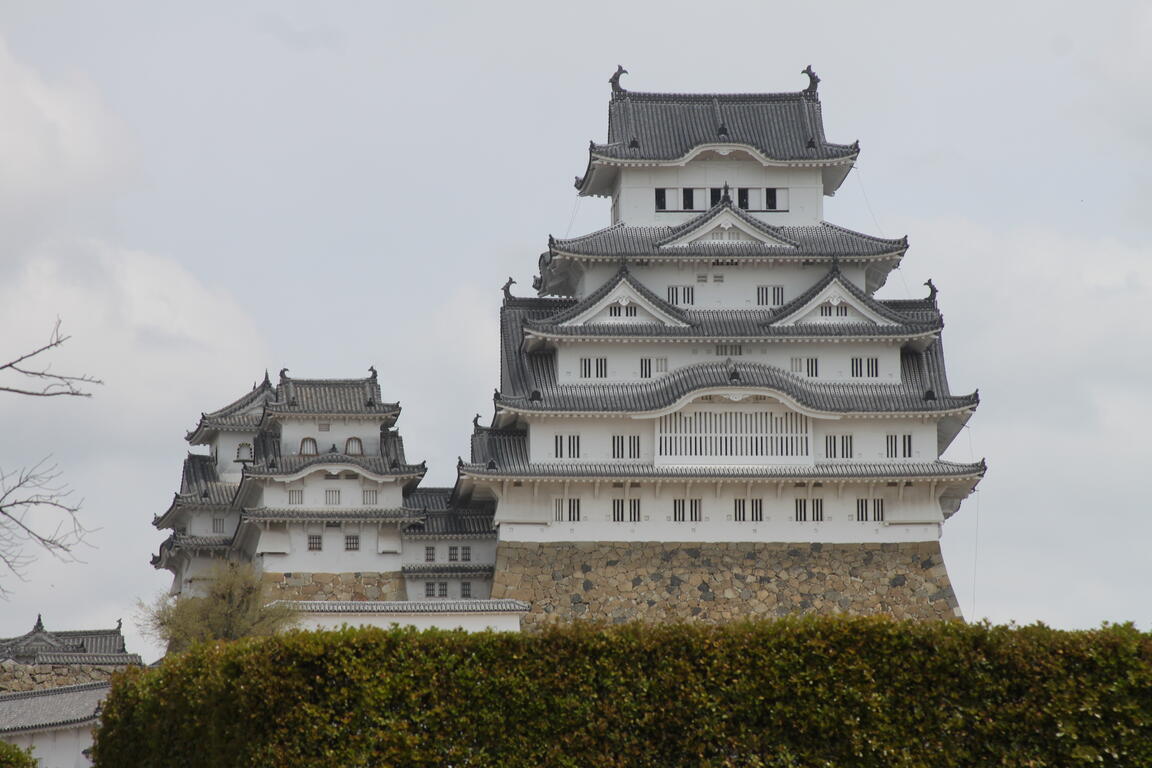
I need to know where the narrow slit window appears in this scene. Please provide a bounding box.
[567,498,581,522]
[673,499,686,523]
[811,499,824,522]
[902,434,913,458]
[212,517,226,534]
[655,188,667,211]
[733,498,746,522]
[640,358,652,378]
[856,498,870,522]
[751,498,764,522]
[595,358,608,378]
[612,435,625,459]
[873,499,885,522]
[806,358,819,377]
[628,435,641,458]
[579,358,592,379]
[629,498,641,522]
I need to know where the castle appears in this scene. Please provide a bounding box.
[153,68,984,630]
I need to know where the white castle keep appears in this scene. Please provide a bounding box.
[153,68,984,630]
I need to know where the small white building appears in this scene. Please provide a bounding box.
[0,683,107,768]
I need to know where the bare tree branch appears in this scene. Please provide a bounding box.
[0,319,103,397]
[0,321,101,594]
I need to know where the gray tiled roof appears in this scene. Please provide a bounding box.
[0,619,139,667]
[275,599,529,614]
[33,652,143,665]
[401,512,497,539]
[403,487,454,511]
[263,370,399,418]
[244,453,426,478]
[243,508,424,522]
[0,682,110,735]
[401,564,496,577]
[186,375,276,441]
[172,454,236,508]
[549,204,905,260]
[590,87,857,164]
[523,266,940,341]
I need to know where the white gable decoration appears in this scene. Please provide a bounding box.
[774,276,897,327]
[560,278,689,328]
[661,208,795,248]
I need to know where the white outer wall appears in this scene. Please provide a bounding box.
[576,263,868,304]
[401,539,498,566]
[4,724,94,768]
[258,474,405,509]
[494,479,943,544]
[278,418,383,457]
[614,162,824,227]
[553,341,902,384]
[256,523,404,573]
[402,578,493,600]
[298,611,522,633]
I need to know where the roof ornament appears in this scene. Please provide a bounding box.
[924,389,937,401]
[279,368,289,380]
[486,459,498,470]
[390,458,400,470]
[717,123,728,138]
[924,279,938,303]
[628,137,640,149]
[801,65,820,96]
[806,137,817,149]
[473,413,481,429]
[368,365,377,379]
[721,182,732,204]
[493,388,500,402]
[116,618,122,631]
[457,456,464,469]
[609,65,628,94]
[329,444,338,453]
[502,277,516,300]
[33,614,44,633]
[530,390,542,402]
[262,370,271,387]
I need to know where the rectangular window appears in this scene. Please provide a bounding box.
[567,498,581,522]
[611,435,625,459]
[837,305,850,317]
[667,285,695,306]
[841,435,854,458]
[595,358,608,378]
[308,534,322,551]
[449,546,459,562]
[554,434,564,458]
[655,357,668,373]
[461,581,472,599]
[851,357,863,377]
[345,534,360,551]
[806,358,819,378]
[629,498,641,522]
[790,357,804,374]
[625,305,637,317]
[756,285,785,306]
[554,498,564,521]
[737,187,750,209]
[425,582,436,598]
[765,188,789,211]
[682,188,695,210]
[820,305,834,317]
[425,545,435,562]
[710,187,723,206]
[318,423,331,432]
[629,435,641,458]
[689,499,702,522]
[554,434,580,459]
[325,489,341,505]
[712,274,724,283]
[826,435,853,459]
[765,188,778,210]
[868,358,879,377]
[212,517,226,534]
[461,545,471,562]
[362,489,378,505]
[288,489,304,505]
[811,499,824,522]
[640,357,652,378]
[655,188,667,211]
[794,498,808,522]
[612,498,625,522]
[715,344,743,356]
[673,499,685,523]
[609,305,621,317]
[856,498,870,522]
[873,499,885,522]
[438,582,448,598]
[852,357,880,378]
[569,435,581,458]
[886,434,899,458]
[903,434,913,458]
[733,498,746,522]
[580,357,591,378]
[751,498,764,522]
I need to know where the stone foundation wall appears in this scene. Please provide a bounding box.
[262,571,406,602]
[491,541,960,630]
[0,660,129,693]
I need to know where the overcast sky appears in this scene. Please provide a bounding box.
[0,2,1148,661]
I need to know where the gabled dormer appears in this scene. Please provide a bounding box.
[656,197,800,249]
[770,268,911,328]
[526,267,691,338]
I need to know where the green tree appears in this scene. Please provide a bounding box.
[139,562,298,654]
[0,741,36,768]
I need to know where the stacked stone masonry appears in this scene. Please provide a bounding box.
[492,541,961,630]
[0,660,127,693]
[262,571,405,602]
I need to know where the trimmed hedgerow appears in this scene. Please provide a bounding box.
[93,618,1152,767]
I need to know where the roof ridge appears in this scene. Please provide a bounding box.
[0,681,111,701]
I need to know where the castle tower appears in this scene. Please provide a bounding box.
[459,69,984,626]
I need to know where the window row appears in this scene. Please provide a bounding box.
[287,488,379,506]
[424,545,472,562]
[665,284,792,308]
[555,434,641,460]
[424,581,473,598]
[607,304,638,318]
[850,357,880,378]
[818,304,850,318]
[654,187,790,212]
[298,437,365,456]
[306,533,360,551]
[551,497,888,523]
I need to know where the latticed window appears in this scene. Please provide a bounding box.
[325,489,341,505]
[345,534,359,551]
[733,498,746,522]
[461,581,472,599]
[308,534,322,551]
[300,437,318,456]
[425,545,435,562]
[362,489,378,505]
[825,434,853,459]
[288,489,304,505]
[425,582,436,598]
[235,443,253,461]
[437,582,448,598]
[461,546,471,562]
[554,434,581,458]
[658,408,810,459]
[212,517,226,534]
[449,546,459,562]
[794,498,808,522]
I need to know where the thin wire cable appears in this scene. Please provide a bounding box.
[855,166,912,298]
[966,423,981,621]
[564,196,581,238]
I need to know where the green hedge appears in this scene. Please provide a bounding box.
[93,618,1152,767]
[0,742,36,768]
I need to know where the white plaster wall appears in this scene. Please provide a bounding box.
[527,417,654,464]
[5,724,95,768]
[210,432,258,480]
[254,523,404,573]
[577,262,868,304]
[811,419,938,462]
[494,480,944,544]
[403,577,493,600]
[401,539,497,566]
[298,610,522,633]
[259,474,405,509]
[278,418,383,457]
[615,161,824,227]
[554,340,902,384]
[187,510,240,537]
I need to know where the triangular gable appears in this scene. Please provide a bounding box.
[660,207,797,248]
[559,274,690,328]
[772,274,898,327]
